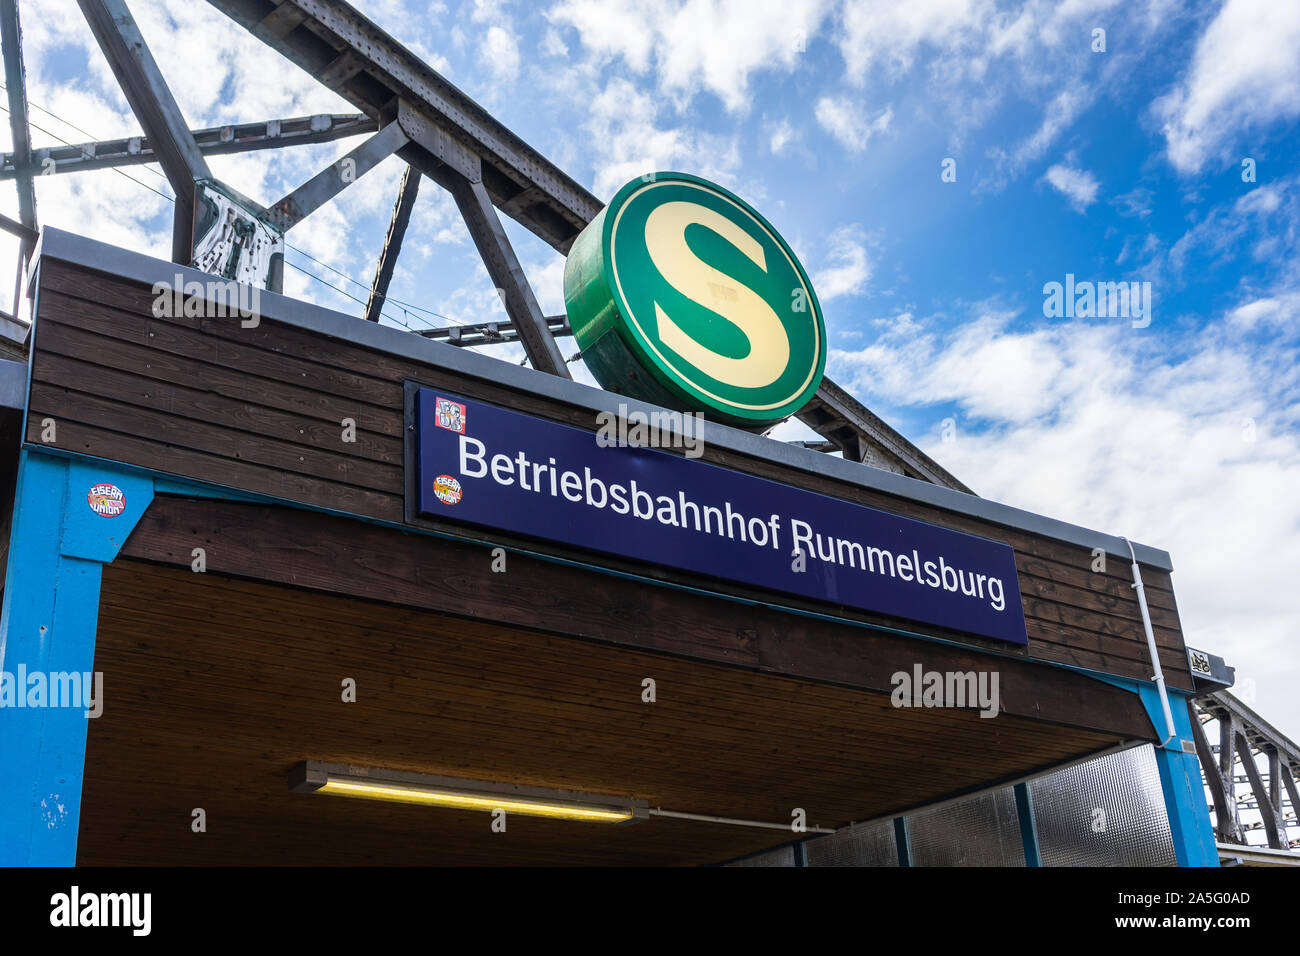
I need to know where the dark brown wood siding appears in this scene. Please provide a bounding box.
[26,258,1193,691]
[118,494,1158,740]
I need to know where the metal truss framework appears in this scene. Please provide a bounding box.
[7,0,970,488]
[0,113,377,179]
[1,0,36,314]
[1192,691,1300,852]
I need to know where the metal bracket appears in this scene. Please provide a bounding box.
[394,99,480,184]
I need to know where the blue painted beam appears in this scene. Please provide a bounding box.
[792,840,806,867]
[1014,781,1042,867]
[1140,686,1220,867]
[893,817,911,867]
[1088,672,1220,867]
[0,451,153,865]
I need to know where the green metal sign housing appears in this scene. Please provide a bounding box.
[564,173,826,427]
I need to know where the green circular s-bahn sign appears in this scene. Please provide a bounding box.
[563,173,826,427]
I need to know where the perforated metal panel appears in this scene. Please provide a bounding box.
[803,819,898,867]
[907,786,1026,866]
[1028,744,1177,866]
[725,845,796,867]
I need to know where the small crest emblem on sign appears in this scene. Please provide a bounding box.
[435,397,466,433]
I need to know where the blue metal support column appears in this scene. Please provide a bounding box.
[0,450,153,865]
[893,817,911,866]
[1141,685,1220,867]
[792,840,807,867]
[1014,781,1042,866]
[1091,672,1221,867]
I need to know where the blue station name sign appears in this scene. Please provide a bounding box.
[413,389,1028,646]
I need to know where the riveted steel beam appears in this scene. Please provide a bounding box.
[419,314,571,348]
[0,210,36,244]
[1235,731,1284,849]
[1191,707,1244,843]
[0,0,35,232]
[78,0,212,263]
[364,163,420,323]
[2,0,38,313]
[3,113,376,180]
[267,119,408,230]
[445,169,570,377]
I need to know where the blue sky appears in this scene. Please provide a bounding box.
[5,0,1300,740]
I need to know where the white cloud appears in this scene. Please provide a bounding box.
[129,2,354,127]
[1228,292,1300,331]
[582,77,740,198]
[540,28,569,58]
[1167,176,1300,282]
[835,311,1069,423]
[1157,0,1300,174]
[481,25,521,86]
[832,302,1300,738]
[831,0,1164,191]
[837,0,992,83]
[813,226,872,301]
[22,159,172,262]
[814,96,891,151]
[984,86,1097,190]
[1113,187,1154,220]
[1016,87,1091,163]
[1043,162,1101,212]
[767,118,796,155]
[471,0,510,22]
[550,0,833,112]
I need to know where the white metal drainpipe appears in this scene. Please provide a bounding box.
[1121,537,1178,748]
[649,808,835,834]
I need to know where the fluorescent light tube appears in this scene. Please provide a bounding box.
[289,761,648,824]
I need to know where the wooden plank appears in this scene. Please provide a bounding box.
[36,279,406,408]
[35,350,403,465]
[93,570,1160,752]
[26,418,403,522]
[1018,552,1178,614]
[36,313,402,438]
[29,381,403,493]
[91,587,1134,765]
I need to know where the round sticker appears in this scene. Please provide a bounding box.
[433,475,463,505]
[87,483,126,518]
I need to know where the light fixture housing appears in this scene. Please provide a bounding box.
[289,761,649,824]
